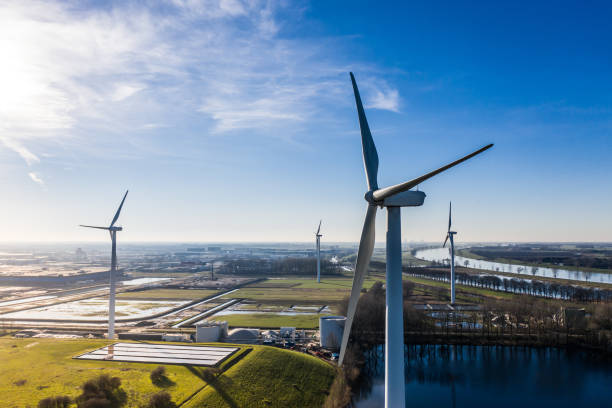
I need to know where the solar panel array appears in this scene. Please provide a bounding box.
[75,342,238,366]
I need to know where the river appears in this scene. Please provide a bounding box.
[415,247,612,284]
[354,344,611,408]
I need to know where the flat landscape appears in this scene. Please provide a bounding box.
[207,276,384,328]
[117,288,220,300]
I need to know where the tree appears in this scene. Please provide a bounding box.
[143,392,177,408]
[38,396,71,408]
[76,374,127,408]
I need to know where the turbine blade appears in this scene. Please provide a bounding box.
[372,144,493,201]
[443,234,449,248]
[110,190,129,227]
[350,72,379,191]
[338,204,377,365]
[448,202,452,232]
[80,225,110,230]
[317,220,322,235]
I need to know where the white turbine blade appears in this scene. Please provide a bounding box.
[350,72,379,191]
[110,190,129,227]
[338,204,377,365]
[80,225,110,230]
[372,144,493,202]
[448,202,452,232]
[443,234,449,248]
[316,220,322,235]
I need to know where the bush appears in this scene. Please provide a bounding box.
[142,391,177,408]
[76,374,127,408]
[38,396,71,408]
[150,366,166,384]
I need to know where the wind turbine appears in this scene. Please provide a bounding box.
[338,72,492,408]
[80,190,128,339]
[315,220,322,283]
[443,202,457,305]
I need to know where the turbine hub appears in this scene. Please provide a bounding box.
[364,190,379,204]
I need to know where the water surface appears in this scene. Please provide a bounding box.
[355,345,611,408]
[415,248,612,284]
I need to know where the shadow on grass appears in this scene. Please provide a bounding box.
[186,366,238,408]
[152,375,176,388]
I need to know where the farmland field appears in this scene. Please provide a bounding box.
[117,288,219,300]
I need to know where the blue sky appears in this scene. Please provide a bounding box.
[0,0,610,243]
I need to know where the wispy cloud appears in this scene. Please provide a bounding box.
[28,172,44,186]
[369,88,400,112]
[0,138,39,165]
[0,0,400,165]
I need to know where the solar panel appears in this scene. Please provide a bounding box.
[75,342,239,367]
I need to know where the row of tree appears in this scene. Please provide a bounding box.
[218,257,342,276]
[405,266,612,302]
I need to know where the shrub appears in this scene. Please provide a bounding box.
[150,366,166,384]
[76,374,126,408]
[142,391,177,408]
[38,396,71,408]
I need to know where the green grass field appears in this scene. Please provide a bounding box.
[0,338,205,407]
[117,288,219,300]
[405,275,516,300]
[224,276,384,304]
[0,338,335,408]
[209,312,328,329]
[184,346,335,408]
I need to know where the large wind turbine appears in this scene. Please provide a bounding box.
[443,202,457,305]
[338,72,492,408]
[80,190,128,339]
[315,220,322,283]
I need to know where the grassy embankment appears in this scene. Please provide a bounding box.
[208,276,384,329]
[0,337,335,408]
[184,346,335,408]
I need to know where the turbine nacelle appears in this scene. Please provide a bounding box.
[364,190,426,207]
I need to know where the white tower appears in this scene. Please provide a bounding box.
[443,202,457,305]
[315,220,322,283]
[80,190,128,339]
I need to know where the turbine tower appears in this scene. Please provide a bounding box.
[338,73,492,408]
[80,190,128,339]
[443,202,457,305]
[315,220,322,283]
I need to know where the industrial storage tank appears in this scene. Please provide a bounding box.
[195,321,228,342]
[319,316,346,350]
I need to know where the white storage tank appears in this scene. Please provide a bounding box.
[319,316,346,350]
[195,321,228,343]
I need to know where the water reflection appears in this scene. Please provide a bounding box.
[415,248,612,284]
[355,345,611,408]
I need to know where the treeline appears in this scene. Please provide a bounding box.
[218,257,342,276]
[406,266,612,303]
[468,245,612,270]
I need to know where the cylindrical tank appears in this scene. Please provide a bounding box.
[319,316,346,350]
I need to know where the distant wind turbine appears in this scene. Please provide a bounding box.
[443,202,457,305]
[338,72,492,408]
[80,190,128,339]
[315,220,322,283]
